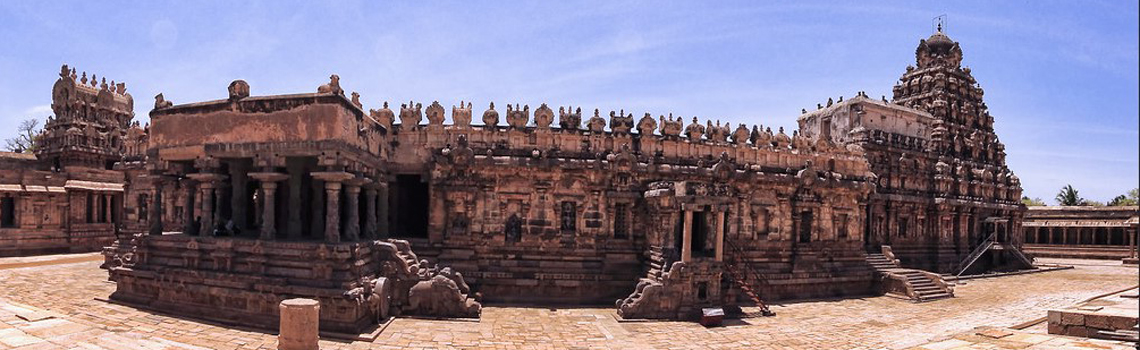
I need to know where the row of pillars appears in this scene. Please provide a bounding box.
[149,170,384,244]
[680,207,726,263]
[1025,226,1136,247]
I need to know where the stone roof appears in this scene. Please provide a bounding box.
[0,151,37,161]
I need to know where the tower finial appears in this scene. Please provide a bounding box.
[934,14,947,34]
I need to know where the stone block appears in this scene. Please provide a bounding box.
[1109,315,1138,330]
[1059,312,1084,326]
[1047,310,1061,324]
[1047,322,1064,335]
[1084,314,1110,329]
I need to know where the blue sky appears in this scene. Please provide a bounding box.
[1,1,1137,203]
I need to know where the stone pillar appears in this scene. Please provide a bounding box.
[715,209,726,262]
[343,178,370,241]
[187,173,227,237]
[287,163,304,240]
[364,187,378,240]
[104,194,113,223]
[249,173,288,241]
[325,182,342,243]
[428,182,445,243]
[377,181,390,238]
[1129,228,1137,256]
[312,172,354,243]
[278,298,319,350]
[148,178,164,235]
[310,180,324,240]
[682,210,693,263]
[182,179,197,235]
[230,163,249,231]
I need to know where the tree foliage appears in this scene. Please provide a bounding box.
[1021,196,1046,206]
[3,118,42,153]
[1055,185,1084,206]
[1107,188,1139,206]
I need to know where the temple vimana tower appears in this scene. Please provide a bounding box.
[0,27,1031,331]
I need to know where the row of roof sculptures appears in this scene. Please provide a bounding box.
[367,99,824,145]
[59,64,131,96]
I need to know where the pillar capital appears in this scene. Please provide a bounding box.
[311,171,355,183]
[187,173,229,186]
[345,177,372,188]
[248,172,289,183]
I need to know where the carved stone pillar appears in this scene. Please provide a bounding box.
[715,209,726,262]
[428,181,445,243]
[363,186,378,240]
[682,210,693,263]
[287,162,305,240]
[343,178,371,241]
[312,172,354,243]
[182,178,197,235]
[249,173,288,240]
[230,162,250,231]
[309,179,324,240]
[377,181,390,238]
[200,184,215,236]
[187,173,227,237]
[148,177,165,235]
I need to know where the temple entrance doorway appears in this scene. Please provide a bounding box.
[799,211,814,243]
[692,209,710,257]
[389,174,429,238]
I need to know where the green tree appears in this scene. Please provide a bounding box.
[1055,185,1083,206]
[1021,196,1046,206]
[3,118,42,153]
[1107,188,1139,206]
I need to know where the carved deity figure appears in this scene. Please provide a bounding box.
[587,109,606,133]
[684,117,704,141]
[482,102,499,129]
[452,101,473,128]
[426,101,445,126]
[559,106,581,131]
[610,110,633,135]
[731,124,750,145]
[369,102,395,130]
[660,114,683,138]
[399,101,423,128]
[506,104,529,129]
[533,103,554,129]
[636,113,656,136]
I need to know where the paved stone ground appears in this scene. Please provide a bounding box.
[0,254,1135,349]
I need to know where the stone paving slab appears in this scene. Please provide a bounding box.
[0,253,1136,349]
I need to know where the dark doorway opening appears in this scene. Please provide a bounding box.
[692,209,710,256]
[798,211,813,243]
[0,197,15,228]
[389,175,429,238]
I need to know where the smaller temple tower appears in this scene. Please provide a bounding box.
[36,64,135,170]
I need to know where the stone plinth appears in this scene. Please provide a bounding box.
[1047,288,1139,340]
[278,298,319,350]
[104,235,480,334]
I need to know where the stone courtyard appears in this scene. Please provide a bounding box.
[0,254,1134,349]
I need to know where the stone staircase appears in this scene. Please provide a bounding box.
[867,247,953,302]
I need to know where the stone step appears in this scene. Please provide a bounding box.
[916,292,952,301]
[914,286,942,292]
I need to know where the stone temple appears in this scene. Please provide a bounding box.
[1,28,1050,333]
